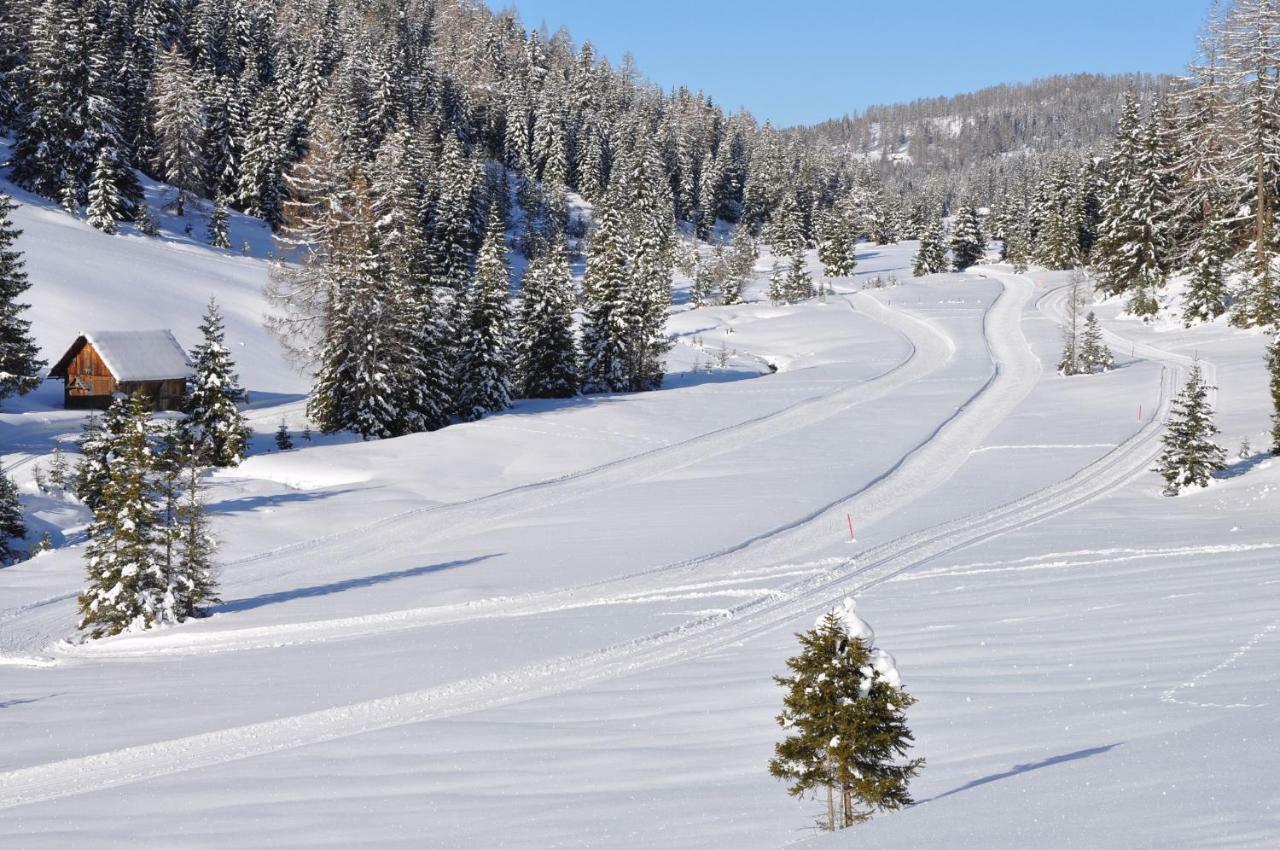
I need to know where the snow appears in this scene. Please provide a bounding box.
[58,330,194,382]
[0,172,1278,848]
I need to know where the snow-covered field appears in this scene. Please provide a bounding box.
[0,177,1277,847]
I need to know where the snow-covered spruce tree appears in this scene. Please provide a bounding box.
[74,400,129,513]
[721,225,759,306]
[1058,276,1087,376]
[912,213,947,277]
[431,134,482,291]
[784,244,815,303]
[949,204,985,271]
[1092,93,1145,298]
[1269,335,1280,455]
[1182,216,1229,326]
[208,195,231,249]
[187,298,250,467]
[517,243,580,399]
[151,46,206,217]
[0,193,45,405]
[1155,363,1226,496]
[0,471,26,565]
[274,422,293,451]
[818,210,857,279]
[153,422,219,621]
[456,208,515,421]
[770,598,923,831]
[1003,216,1032,273]
[767,260,786,305]
[580,194,632,394]
[1079,312,1114,374]
[78,393,166,639]
[87,148,124,234]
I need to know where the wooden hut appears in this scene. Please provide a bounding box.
[49,330,193,411]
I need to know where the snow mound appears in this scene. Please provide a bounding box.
[822,596,875,644]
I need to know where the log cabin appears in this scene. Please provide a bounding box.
[49,330,194,411]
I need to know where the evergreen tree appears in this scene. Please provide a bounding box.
[78,393,165,638]
[818,210,857,278]
[153,421,219,622]
[1269,335,1280,455]
[1058,277,1087,376]
[74,401,128,513]
[0,194,45,404]
[0,472,26,565]
[187,298,250,467]
[949,205,986,270]
[517,244,580,399]
[1079,312,1114,373]
[580,195,631,394]
[784,244,815,303]
[87,148,124,233]
[770,599,923,831]
[456,208,514,420]
[208,195,231,249]
[151,46,205,216]
[274,421,293,450]
[767,259,787,304]
[1155,363,1227,496]
[912,213,947,277]
[1183,217,1229,326]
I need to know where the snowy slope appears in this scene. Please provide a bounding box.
[0,169,1277,848]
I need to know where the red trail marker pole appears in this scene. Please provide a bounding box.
[1138,403,1143,421]
[847,513,856,543]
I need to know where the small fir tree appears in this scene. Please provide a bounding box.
[516,244,580,399]
[1269,336,1280,455]
[0,472,27,565]
[275,421,294,451]
[187,298,250,466]
[135,204,160,237]
[208,195,231,249]
[767,260,787,304]
[1058,277,1087,376]
[1079,312,1114,373]
[784,245,814,302]
[1183,218,1229,326]
[456,208,515,420]
[75,401,130,512]
[48,442,70,489]
[1155,363,1226,496]
[949,205,986,270]
[912,215,947,277]
[78,393,166,638]
[770,599,923,831]
[0,193,46,404]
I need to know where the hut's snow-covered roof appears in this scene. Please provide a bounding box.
[52,330,193,382]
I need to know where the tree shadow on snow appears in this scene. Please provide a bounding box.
[212,554,498,614]
[0,693,58,710]
[208,488,361,516]
[1216,451,1274,481]
[913,743,1123,806]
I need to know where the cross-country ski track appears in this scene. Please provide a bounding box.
[0,266,1204,811]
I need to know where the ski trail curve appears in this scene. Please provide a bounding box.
[0,268,1189,809]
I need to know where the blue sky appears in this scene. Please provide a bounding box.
[486,0,1212,126]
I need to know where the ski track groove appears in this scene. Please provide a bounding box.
[0,268,1198,810]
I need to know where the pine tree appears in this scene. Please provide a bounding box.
[274,421,293,450]
[1058,276,1087,376]
[75,401,128,513]
[818,210,857,279]
[1183,217,1229,326]
[580,195,632,394]
[949,205,986,270]
[1155,363,1227,496]
[209,195,231,249]
[153,421,219,622]
[456,208,514,420]
[48,442,70,490]
[87,148,124,234]
[187,298,250,467]
[912,213,947,277]
[784,244,814,303]
[517,244,580,399]
[78,393,166,639]
[1269,335,1280,455]
[0,472,26,565]
[1079,312,1114,373]
[770,599,923,831]
[0,194,45,404]
[151,47,206,216]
